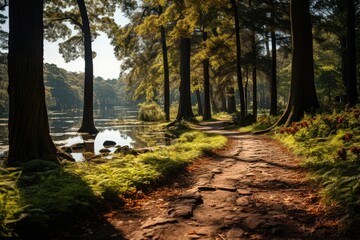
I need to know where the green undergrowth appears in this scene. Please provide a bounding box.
[239,114,278,132]
[274,107,360,232]
[0,131,226,238]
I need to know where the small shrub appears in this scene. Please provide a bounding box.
[138,102,165,122]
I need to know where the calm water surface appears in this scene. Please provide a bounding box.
[0,106,168,160]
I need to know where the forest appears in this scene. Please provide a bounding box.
[0,0,360,239]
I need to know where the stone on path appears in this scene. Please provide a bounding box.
[197,186,217,191]
[237,189,252,195]
[211,168,222,174]
[226,228,245,238]
[244,215,264,230]
[168,192,203,218]
[141,217,178,229]
[215,185,237,192]
[236,197,249,206]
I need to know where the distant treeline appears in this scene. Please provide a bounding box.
[0,54,139,114]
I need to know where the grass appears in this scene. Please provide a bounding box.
[0,130,227,238]
[271,106,360,232]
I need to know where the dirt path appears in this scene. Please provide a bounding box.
[60,121,344,240]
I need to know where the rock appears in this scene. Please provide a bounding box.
[226,228,245,238]
[134,148,152,154]
[70,143,86,152]
[237,189,252,195]
[114,146,138,155]
[169,205,194,218]
[216,185,237,192]
[197,186,217,191]
[99,148,111,153]
[168,192,203,218]
[236,197,249,206]
[141,217,178,229]
[226,174,245,180]
[245,173,255,177]
[249,162,269,168]
[103,140,116,147]
[61,146,72,153]
[211,168,222,174]
[244,215,264,230]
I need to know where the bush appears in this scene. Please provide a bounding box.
[138,102,165,122]
[275,106,360,231]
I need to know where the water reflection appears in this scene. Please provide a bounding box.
[94,129,134,153]
[0,106,167,158]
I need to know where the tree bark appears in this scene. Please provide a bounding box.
[344,0,358,106]
[77,0,98,134]
[159,5,170,121]
[270,0,278,116]
[230,0,246,126]
[202,31,212,120]
[245,66,249,115]
[196,89,203,116]
[227,85,237,113]
[176,38,196,121]
[8,0,58,162]
[276,0,319,126]
[251,31,257,120]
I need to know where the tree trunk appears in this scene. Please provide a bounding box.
[276,0,319,126]
[230,0,246,126]
[196,89,203,116]
[202,31,212,120]
[270,0,278,116]
[251,30,257,120]
[159,5,170,121]
[340,36,348,92]
[227,85,237,113]
[8,0,58,162]
[344,0,358,106]
[77,0,98,134]
[245,66,249,115]
[221,93,227,112]
[176,38,196,121]
[210,84,218,113]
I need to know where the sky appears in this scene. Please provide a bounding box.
[44,9,129,80]
[3,7,129,80]
[44,33,121,80]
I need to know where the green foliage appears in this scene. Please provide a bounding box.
[212,112,232,120]
[0,131,226,236]
[71,131,226,199]
[0,168,23,238]
[275,106,360,230]
[239,114,278,132]
[16,160,96,233]
[138,101,165,122]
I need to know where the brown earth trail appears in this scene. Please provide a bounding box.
[56,121,347,240]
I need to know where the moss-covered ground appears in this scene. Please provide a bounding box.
[0,130,226,239]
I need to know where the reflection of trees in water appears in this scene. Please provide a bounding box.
[0,108,168,149]
[97,106,115,119]
[48,111,82,137]
[132,126,167,148]
[97,106,139,120]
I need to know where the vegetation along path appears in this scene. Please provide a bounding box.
[60,121,344,240]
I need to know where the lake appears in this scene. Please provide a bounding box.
[0,106,169,161]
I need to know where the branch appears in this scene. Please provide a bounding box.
[0,0,8,11]
[50,16,83,30]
